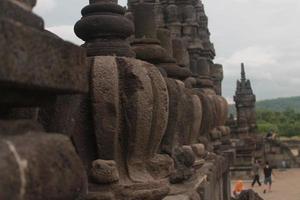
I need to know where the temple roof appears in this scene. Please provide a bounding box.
[235,63,254,96]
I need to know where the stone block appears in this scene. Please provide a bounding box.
[90,56,120,160]
[0,18,88,101]
[157,28,173,56]
[90,159,119,184]
[191,144,205,158]
[118,182,170,200]
[147,154,174,179]
[0,0,43,29]
[0,132,87,200]
[0,120,44,136]
[190,95,202,143]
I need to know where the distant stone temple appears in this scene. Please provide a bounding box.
[0,0,262,200]
[228,64,263,179]
[229,63,257,136]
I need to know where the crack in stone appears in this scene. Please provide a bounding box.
[6,140,28,200]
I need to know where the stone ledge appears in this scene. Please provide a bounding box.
[0,0,43,29]
[0,18,88,96]
[0,132,88,200]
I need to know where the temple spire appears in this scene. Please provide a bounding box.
[241,63,246,81]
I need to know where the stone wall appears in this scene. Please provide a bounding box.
[0,0,234,200]
[265,139,300,168]
[0,0,88,199]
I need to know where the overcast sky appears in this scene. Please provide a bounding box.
[34,0,300,102]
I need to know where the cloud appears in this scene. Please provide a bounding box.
[203,0,300,100]
[119,0,127,6]
[34,0,56,14]
[218,46,279,69]
[46,25,83,45]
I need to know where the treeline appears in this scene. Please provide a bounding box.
[257,108,300,137]
[228,96,300,115]
[256,96,300,112]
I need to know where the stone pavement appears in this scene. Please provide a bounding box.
[234,169,300,200]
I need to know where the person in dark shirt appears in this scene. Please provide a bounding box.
[263,161,274,193]
[251,160,261,187]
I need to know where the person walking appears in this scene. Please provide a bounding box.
[263,161,274,193]
[251,159,261,187]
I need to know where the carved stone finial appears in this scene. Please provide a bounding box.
[74,0,135,57]
[241,62,246,81]
[131,3,192,80]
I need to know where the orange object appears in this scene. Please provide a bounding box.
[234,180,244,193]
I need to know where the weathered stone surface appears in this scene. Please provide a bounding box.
[157,62,192,80]
[0,19,88,95]
[86,192,116,200]
[191,144,205,158]
[1,107,39,120]
[0,133,87,200]
[177,85,194,145]
[161,78,183,154]
[170,146,195,184]
[210,63,223,95]
[164,193,201,200]
[172,38,190,68]
[73,54,172,185]
[0,89,56,106]
[193,90,214,137]
[143,62,169,157]
[91,56,120,160]
[157,28,173,58]
[147,154,174,179]
[0,120,43,136]
[160,80,202,149]
[218,126,230,137]
[131,38,170,64]
[118,182,170,200]
[190,95,202,143]
[0,0,43,29]
[198,136,214,152]
[118,57,154,182]
[133,3,157,39]
[38,94,98,171]
[210,128,222,140]
[90,159,119,184]
[216,96,229,127]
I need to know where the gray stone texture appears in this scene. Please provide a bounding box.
[0,120,44,135]
[39,94,98,171]
[0,19,88,95]
[87,55,172,191]
[90,159,120,184]
[0,0,237,199]
[90,56,120,161]
[0,0,43,29]
[0,133,87,200]
[74,1,135,57]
